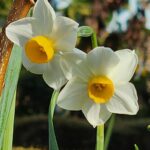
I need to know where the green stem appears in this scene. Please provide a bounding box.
[48,90,59,150]
[91,31,104,150]
[104,114,115,150]
[96,124,104,150]
[91,32,98,48]
[1,92,16,150]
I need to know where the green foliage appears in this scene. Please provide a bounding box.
[68,2,91,19]
[134,144,139,150]
[0,45,22,149]
[2,92,16,150]
[0,0,12,17]
[104,115,116,150]
[0,1,5,9]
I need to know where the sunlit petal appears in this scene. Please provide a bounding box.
[87,47,119,76]
[51,16,78,51]
[108,49,138,83]
[33,0,56,35]
[6,18,35,46]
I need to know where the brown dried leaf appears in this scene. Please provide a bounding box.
[0,0,34,95]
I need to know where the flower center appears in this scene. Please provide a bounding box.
[25,36,54,63]
[88,76,114,104]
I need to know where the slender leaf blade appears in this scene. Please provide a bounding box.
[0,45,22,148]
[134,144,139,150]
[2,92,16,150]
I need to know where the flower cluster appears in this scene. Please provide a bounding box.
[6,0,139,127]
[58,47,138,127]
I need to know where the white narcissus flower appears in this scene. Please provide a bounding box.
[57,47,139,127]
[6,0,79,90]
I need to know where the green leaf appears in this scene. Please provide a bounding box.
[0,45,22,149]
[2,92,16,150]
[134,144,139,150]
[104,114,115,150]
[78,26,94,37]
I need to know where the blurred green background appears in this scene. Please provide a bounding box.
[1,0,150,150]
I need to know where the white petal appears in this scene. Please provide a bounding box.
[33,0,56,35]
[6,18,35,46]
[108,49,138,83]
[57,77,88,110]
[97,105,112,125]
[22,49,47,74]
[60,48,87,80]
[51,16,78,51]
[87,47,120,76]
[82,101,112,127]
[43,54,67,90]
[82,100,101,127]
[106,82,139,115]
